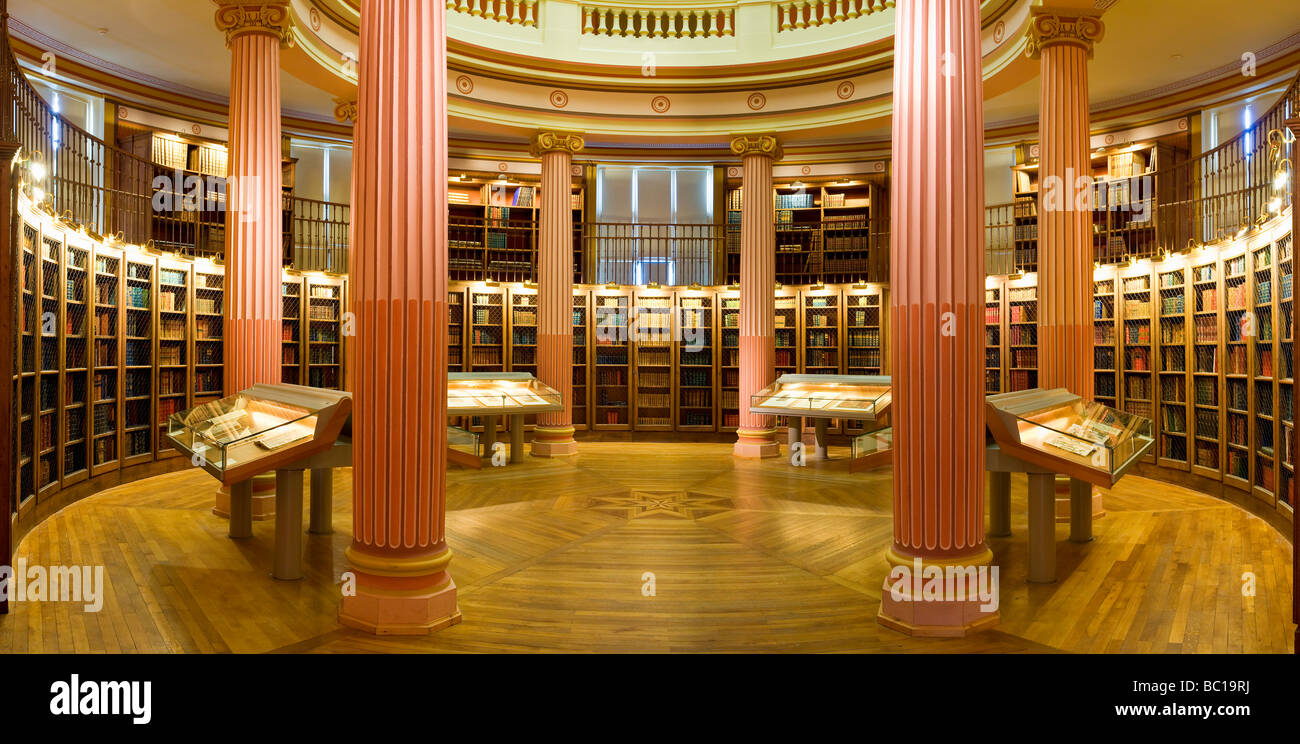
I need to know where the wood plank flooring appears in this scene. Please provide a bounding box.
[0,443,1292,653]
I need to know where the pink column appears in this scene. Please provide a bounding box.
[878,0,998,636]
[338,0,460,634]
[731,135,781,458]
[531,131,584,457]
[1031,8,1104,397]
[216,1,287,392]
[212,2,291,521]
[1030,9,1106,523]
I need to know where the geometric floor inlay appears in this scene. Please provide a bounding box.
[586,490,733,520]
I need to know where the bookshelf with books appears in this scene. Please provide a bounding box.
[281,274,303,384]
[1006,276,1039,391]
[193,263,224,404]
[1119,266,1155,464]
[306,275,344,389]
[719,287,740,431]
[1156,266,1190,469]
[123,254,155,467]
[1278,233,1294,511]
[572,291,590,430]
[37,232,62,496]
[1011,163,1039,271]
[1223,249,1251,489]
[447,287,466,373]
[724,181,885,285]
[986,281,1005,395]
[14,219,39,511]
[677,289,717,431]
[592,287,632,429]
[468,286,507,373]
[62,234,92,483]
[1191,256,1223,479]
[1093,271,1118,407]
[632,288,676,431]
[774,288,800,378]
[845,283,886,435]
[446,177,588,283]
[1251,241,1277,505]
[802,285,843,433]
[90,246,123,477]
[509,287,539,378]
[156,257,191,459]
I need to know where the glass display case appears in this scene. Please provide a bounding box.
[749,374,891,422]
[165,383,352,484]
[850,426,893,472]
[446,372,564,415]
[985,388,1154,487]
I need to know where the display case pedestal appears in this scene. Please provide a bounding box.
[213,473,277,522]
[987,444,1096,583]
[1054,475,1105,524]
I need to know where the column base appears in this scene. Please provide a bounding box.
[733,427,781,459]
[531,426,578,457]
[1054,478,1105,522]
[212,473,277,521]
[338,544,461,636]
[876,547,1001,637]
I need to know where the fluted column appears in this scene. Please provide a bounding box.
[216,1,289,392]
[731,135,781,459]
[339,0,460,634]
[1030,8,1107,528]
[879,0,997,636]
[212,2,292,522]
[1030,8,1104,397]
[531,131,584,457]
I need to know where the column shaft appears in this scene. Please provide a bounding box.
[225,30,283,392]
[533,141,579,456]
[1037,39,1095,397]
[878,0,997,636]
[339,0,460,635]
[733,144,780,458]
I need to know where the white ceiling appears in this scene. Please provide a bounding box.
[8,0,337,119]
[9,0,1300,134]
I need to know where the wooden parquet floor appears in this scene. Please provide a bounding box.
[1,443,1293,653]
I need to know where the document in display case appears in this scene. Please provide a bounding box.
[985,388,1154,487]
[166,383,352,485]
[447,372,564,415]
[749,374,891,422]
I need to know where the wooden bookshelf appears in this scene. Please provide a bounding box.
[1157,265,1189,470]
[305,274,344,389]
[468,286,507,373]
[592,286,632,429]
[1006,276,1039,391]
[1278,233,1295,511]
[1093,272,1118,407]
[985,220,1293,523]
[281,274,303,384]
[156,256,192,459]
[15,218,39,510]
[632,287,675,431]
[719,287,740,431]
[447,178,587,283]
[62,233,92,482]
[774,288,799,378]
[122,253,155,467]
[448,287,466,373]
[677,288,716,431]
[509,287,538,377]
[572,291,590,430]
[726,181,885,285]
[986,282,1005,395]
[1251,241,1277,505]
[193,263,224,404]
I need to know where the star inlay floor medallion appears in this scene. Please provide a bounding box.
[586,490,733,520]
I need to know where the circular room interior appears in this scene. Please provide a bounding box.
[0,0,1296,655]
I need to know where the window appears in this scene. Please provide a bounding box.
[594,165,714,285]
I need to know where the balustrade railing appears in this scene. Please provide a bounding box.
[582,5,735,37]
[776,0,894,32]
[447,0,539,27]
[587,222,720,286]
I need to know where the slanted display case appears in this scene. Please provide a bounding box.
[165,383,352,485]
[446,372,564,415]
[749,374,891,421]
[985,388,1155,487]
